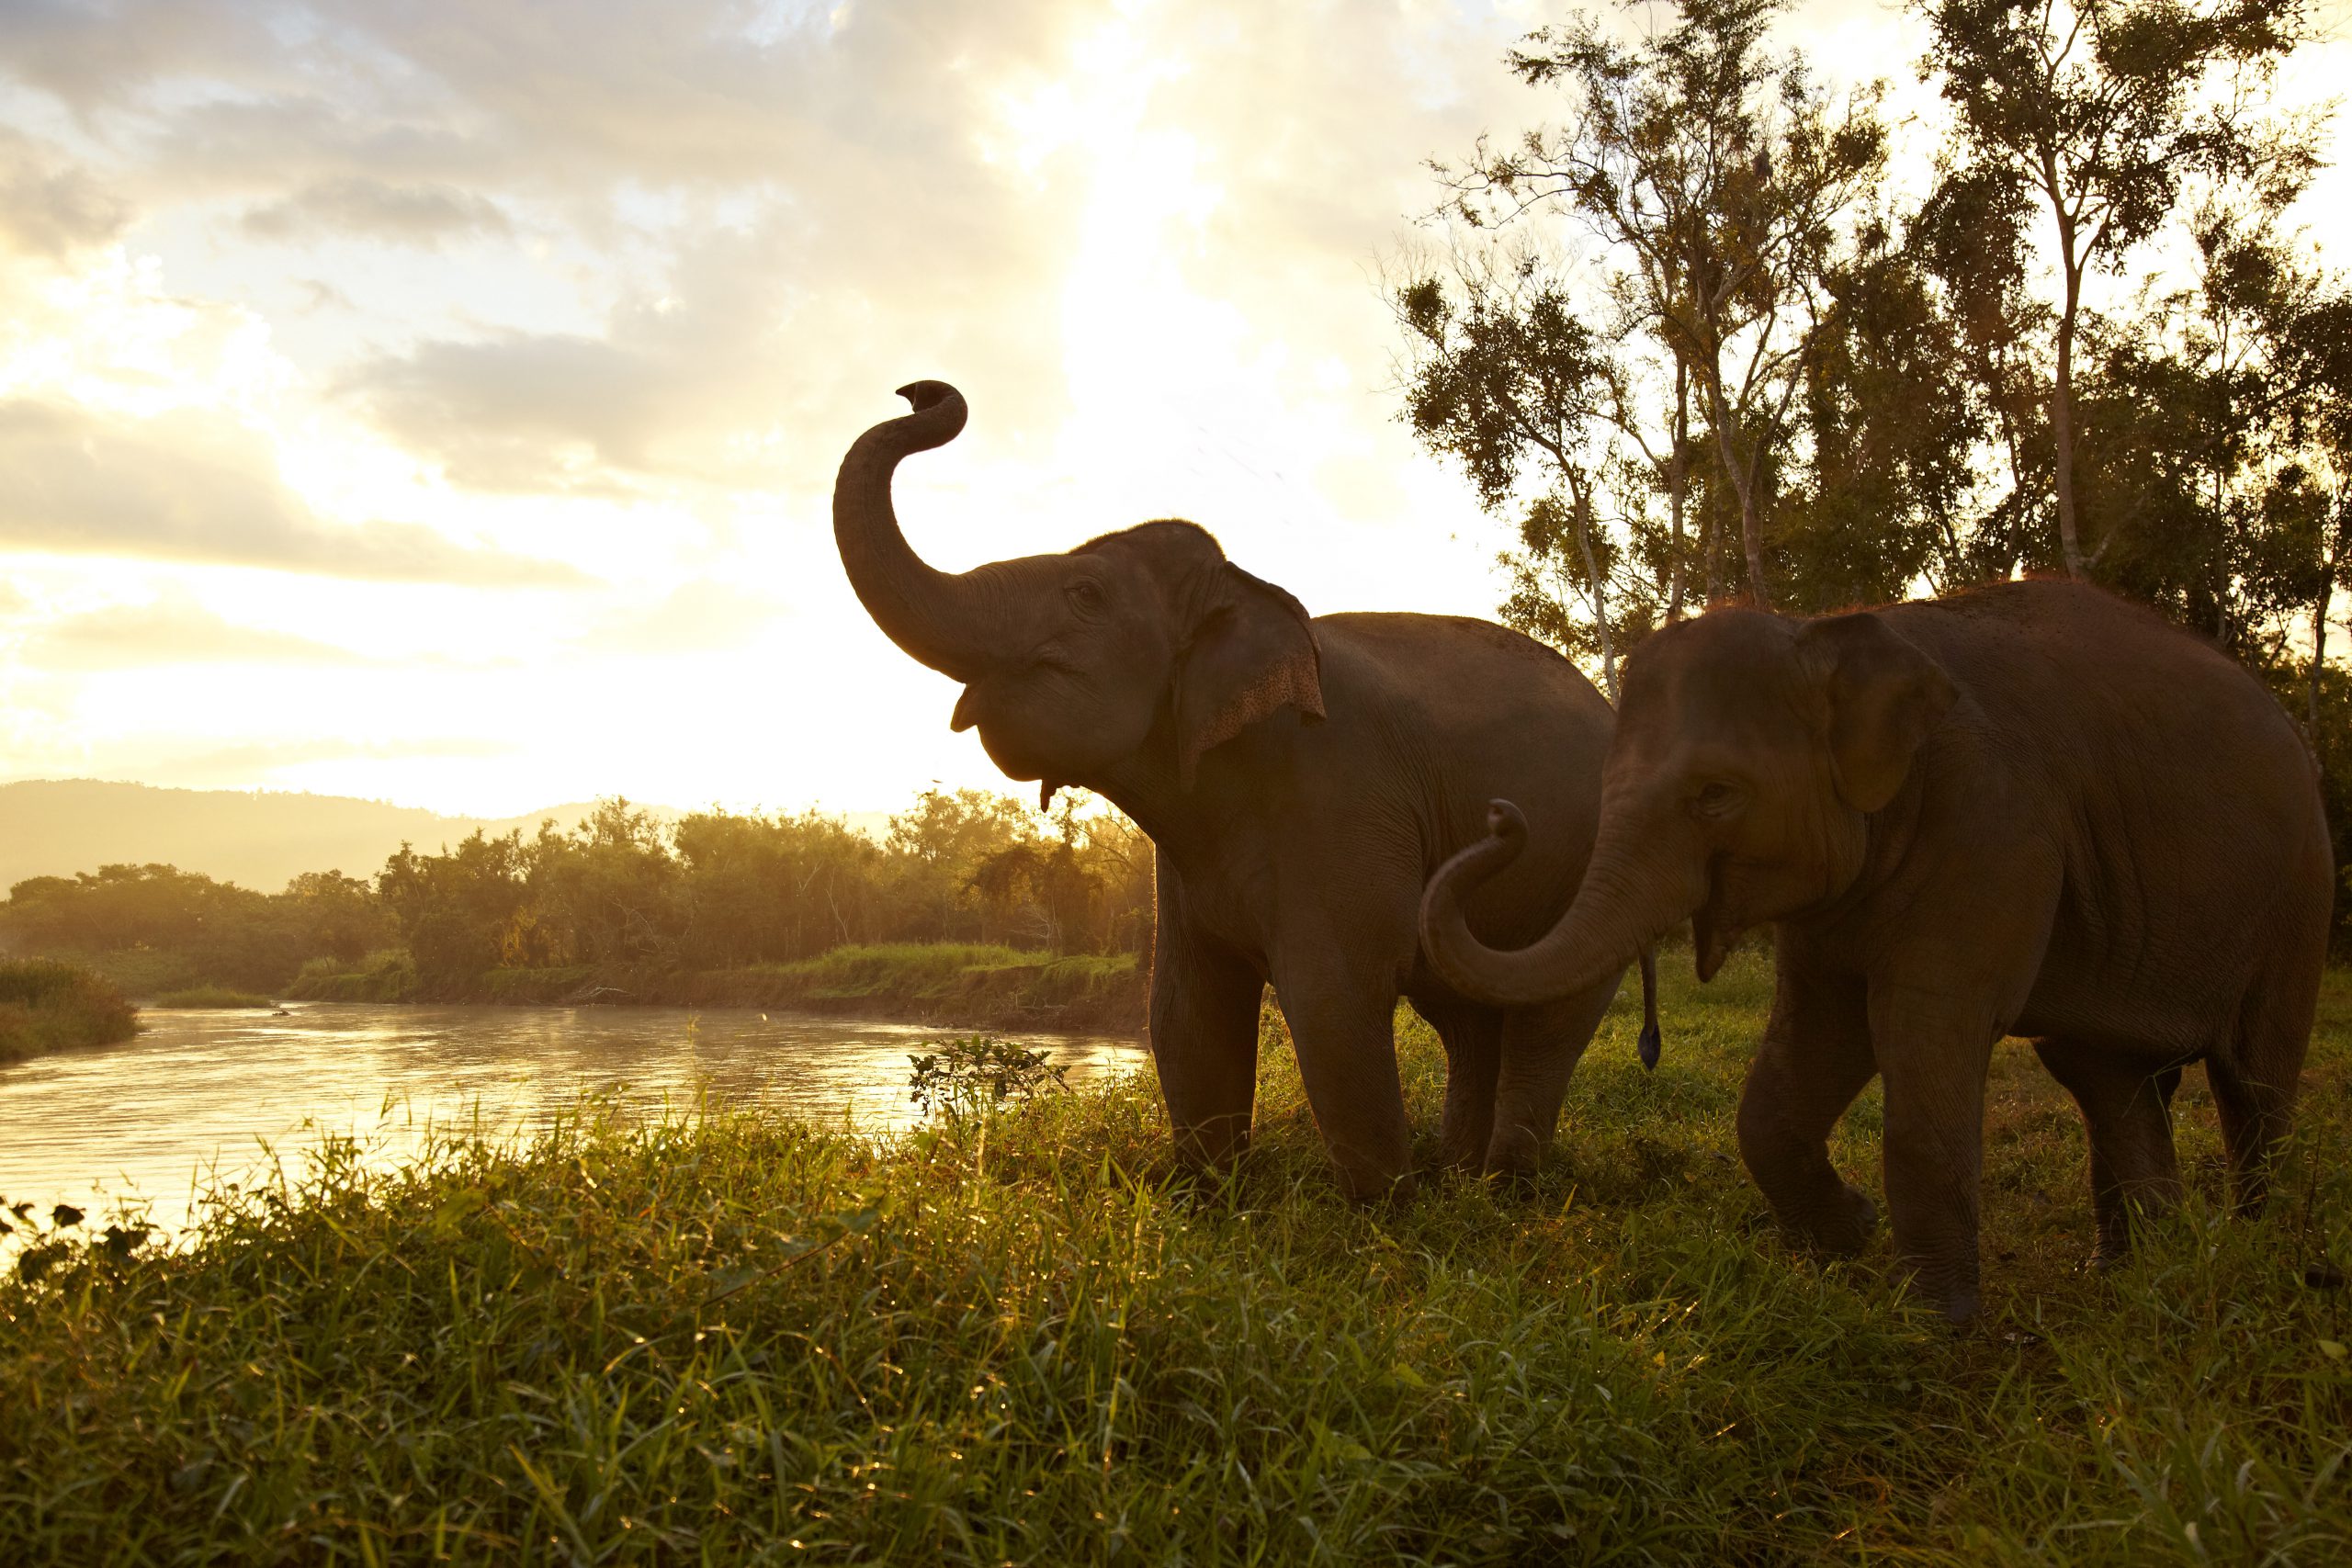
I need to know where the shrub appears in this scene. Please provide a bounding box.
[0,957,138,1065]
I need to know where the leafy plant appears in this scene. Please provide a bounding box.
[907,1034,1069,1117]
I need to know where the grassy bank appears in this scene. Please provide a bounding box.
[286,942,1147,1032]
[0,957,138,1066]
[3,955,2346,1562]
[149,985,275,1010]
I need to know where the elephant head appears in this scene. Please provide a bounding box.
[834,382,1325,798]
[1419,605,1956,1004]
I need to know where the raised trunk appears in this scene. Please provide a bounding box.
[1419,800,1705,1008]
[832,380,1006,680]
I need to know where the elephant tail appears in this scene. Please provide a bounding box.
[1636,945,1663,1071]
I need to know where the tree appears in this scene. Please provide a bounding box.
[1915,0,2319,578]
[1406,0,1886,669]
[1396,257,1651,695]
[1434,0,1887,612]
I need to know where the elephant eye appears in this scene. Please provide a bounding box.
[1065,580,1105,617]
[1690,781,1745,819]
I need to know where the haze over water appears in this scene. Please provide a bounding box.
[0,1004,1146,1240]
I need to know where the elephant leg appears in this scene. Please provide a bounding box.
[1737,966,1879,1256]
[1272,952,1416,1204]
[2208,964,2318,1216]
[1870,985,1999,1325]
[2030,1039,2183,1265]
[1409,998,1500,1174]
[1486,975,1622,1179]
[1148,898,1265,1176]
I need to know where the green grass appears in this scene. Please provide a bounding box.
[0,957,139,1065]
[684,942,1144,1031]
[1,953,2346,1562]
[148,985,276,1010]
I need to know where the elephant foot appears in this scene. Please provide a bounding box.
[1432,1132,1487,1177]
[1782,1181,1878,1257]
[1479,1122,1546,1185]
[1916,1274,1980,1328]
[1333,1160,1418,1206]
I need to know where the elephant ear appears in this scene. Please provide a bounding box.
[1793,612,1957,813]
[1174,563,1324,784]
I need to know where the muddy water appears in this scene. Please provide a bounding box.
[0,1002,1146,1239]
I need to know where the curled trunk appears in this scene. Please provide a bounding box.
[1420,799,1703,1008]
[833,380,1012,680]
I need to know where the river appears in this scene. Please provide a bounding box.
[0,1002,1147,1241]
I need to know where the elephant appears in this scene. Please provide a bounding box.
[1419,579,2332,1321]
[834,380,1658,1199]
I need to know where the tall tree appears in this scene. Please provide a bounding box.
[1415,0,1883,624]
[1915,0,2318,578]
[1395,255,1648,696]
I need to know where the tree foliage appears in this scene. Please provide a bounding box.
[2,790,1157,994]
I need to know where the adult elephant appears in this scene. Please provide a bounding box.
[1419,580,2331,1321]
[835,381,1657,1200]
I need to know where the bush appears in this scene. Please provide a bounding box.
[0,957,138,1065]
[283,950,418,1003]
[150,986,274,1009]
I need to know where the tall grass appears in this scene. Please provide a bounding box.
[0,954,2346,1562]
[684,942,1144,1030]
[0,956,138,1065]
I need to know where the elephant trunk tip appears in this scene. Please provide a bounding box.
[1419,797,1537,998]
[895,379,963,416]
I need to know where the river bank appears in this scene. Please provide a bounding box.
[4,956,2347,1562]
[280,942,1148,1034]
[0,958,138,1066]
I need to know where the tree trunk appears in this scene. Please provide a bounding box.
[2052,258,2086,579]
[1568,473,1619,703]
[1704,377,1772,610]
[2311,526,2338,758]
[1666,364,1690,622]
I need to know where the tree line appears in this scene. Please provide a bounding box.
[1392,0,2352,929]
[1396,0,2341,699]
[0,791,1155,995]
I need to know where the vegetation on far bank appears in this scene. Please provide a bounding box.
[149,986,275,1010]
[4,953,2346,1563]
[272,942,1147,1032]
[0,958,138,1066]
[0,788,1154,1028]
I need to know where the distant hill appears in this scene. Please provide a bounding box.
[0,780,652,893]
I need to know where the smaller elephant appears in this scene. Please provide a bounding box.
[1419,580,2331,1322]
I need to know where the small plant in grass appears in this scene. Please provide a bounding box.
[0,1195,153,1286]
[907,1033,1068,1117]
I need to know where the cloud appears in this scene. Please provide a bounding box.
[0,128,130,255]
[241,176,512,247]
[0,398,590,584]
[2,2,1095,492]
[23,595,375,670]
[587,579,779,654]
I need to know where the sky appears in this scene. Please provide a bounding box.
[1,0,2347,819]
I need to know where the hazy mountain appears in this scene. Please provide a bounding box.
[0,780,642,893]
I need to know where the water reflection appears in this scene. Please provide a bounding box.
[0,1002,1147,1239]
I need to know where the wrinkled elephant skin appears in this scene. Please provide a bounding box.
[1421,581,2332,1321]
